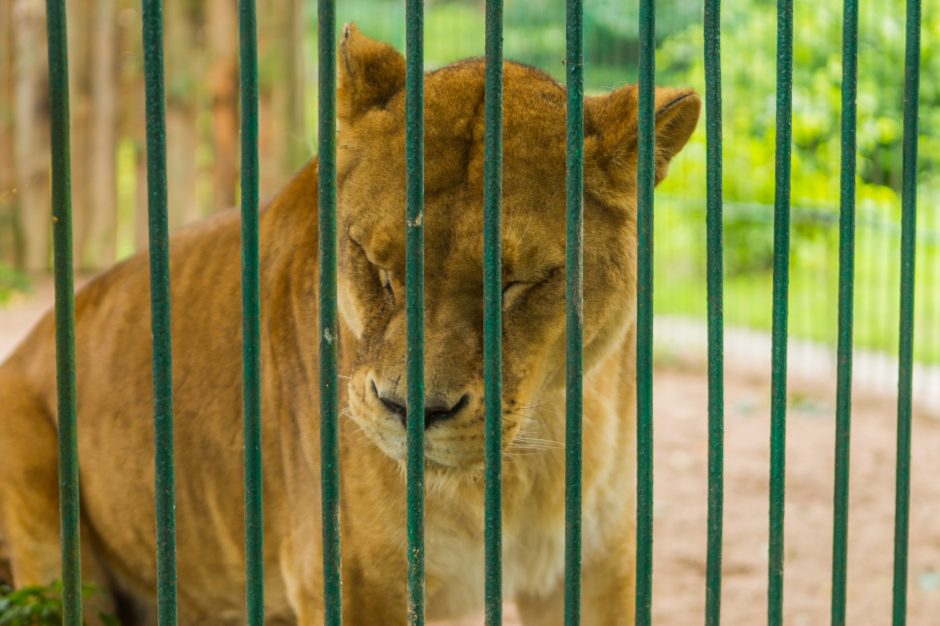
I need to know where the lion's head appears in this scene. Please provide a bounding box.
[336,25,699,469]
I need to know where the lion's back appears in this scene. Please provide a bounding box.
[1,206,255,612]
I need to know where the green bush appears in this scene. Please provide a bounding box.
[0,583,118,626]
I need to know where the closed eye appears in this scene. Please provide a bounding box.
[502,267,563,311]
[502,281,529,310]
[380,268,395,301]
[348,234,395,303]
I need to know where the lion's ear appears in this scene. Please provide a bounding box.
[586,85,700,186]
[337,24,406,124]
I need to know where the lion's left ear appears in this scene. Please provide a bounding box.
[337,23,406,124]
[586,85,701,186]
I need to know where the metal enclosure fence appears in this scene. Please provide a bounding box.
[39,0,923,625]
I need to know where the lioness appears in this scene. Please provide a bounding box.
[0,26,698,626]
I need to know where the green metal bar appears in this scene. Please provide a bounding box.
[405,0,426,623]
[703,0,724,623]
[563,0,584,623]
[237,0,264,623]
[318,2,342,626]
[141,1,178,623]
[892,0,921,622]
[635,0,655,623]
[483,0,504,623]
[767,0,793,623]
[830,0,858,623]
[45,1,82,623]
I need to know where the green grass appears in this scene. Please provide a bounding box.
[654,196,940,364]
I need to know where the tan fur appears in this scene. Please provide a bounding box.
[0,26,698,625]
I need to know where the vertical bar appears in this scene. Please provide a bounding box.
[830,0,858,623]
[140,1,178,623]
[45,1,82,623]
[318,2,342,625]
[892,0,921,622]
[767,0,793,623]
[703,0,724,623]
[483,0,504,623]
[405,0,426,623]
[563,0,584,623]
[635,0,655,623]
[237,0,264,623]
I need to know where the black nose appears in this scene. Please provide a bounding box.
[371,380,469,429]
[423,394,470,429]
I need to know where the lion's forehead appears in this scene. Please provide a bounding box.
[345,195,566,281]
[340,60,570,193]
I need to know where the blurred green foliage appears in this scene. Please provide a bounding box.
[0,264,30,306]
[308,0,702,85]
[656,0,939,233]
[653,0,940,362]
[0,583,118,626]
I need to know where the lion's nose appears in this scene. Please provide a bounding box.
[370,379,469,429]
[423,395,470,429]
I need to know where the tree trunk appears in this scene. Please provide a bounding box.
[256,0,306,199]
[283,0,307,171]
[68,0,96,269]
[0,0,22,266]
[164,1,201,231]
[12,0,50,270]
[207,0,238,212]
[84,0,118,269]
[257,7,280,197]
[113,0,149,253]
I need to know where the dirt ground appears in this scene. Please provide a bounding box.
[2,278,939,625]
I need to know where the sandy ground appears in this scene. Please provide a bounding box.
[2,277,939,625]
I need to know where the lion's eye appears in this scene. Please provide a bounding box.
[502,268,562,310]
[502,281,529,310]
[380,269,394,298]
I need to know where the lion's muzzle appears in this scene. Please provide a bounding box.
[369,375,472,429]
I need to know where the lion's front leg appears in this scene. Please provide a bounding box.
[280,543,325,626]
[282,542,409,626]
[0,377,119,625]
[516,529,636,626]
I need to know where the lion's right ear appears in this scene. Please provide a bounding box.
[338,24,406,124]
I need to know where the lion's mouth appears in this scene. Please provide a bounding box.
[345,376,540,471]
[348,411,488,469]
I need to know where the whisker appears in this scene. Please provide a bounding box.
[509,442,564,450]
[510,401,551,411]
[513,435,562,447]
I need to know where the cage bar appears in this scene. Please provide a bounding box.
[892,0,921,623]
[563,0,584,624]
[140,1,178,623]
[482,0,504,623]
[236,0,264,623]
[635,0,655,623]
[45,0,82,623]
[830,0,858,623]
[318,2,342,625]
[703,0,725,623]
[767,0,793,623]
[405,0,426,623]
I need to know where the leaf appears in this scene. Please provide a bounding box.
[98,612,122,626]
